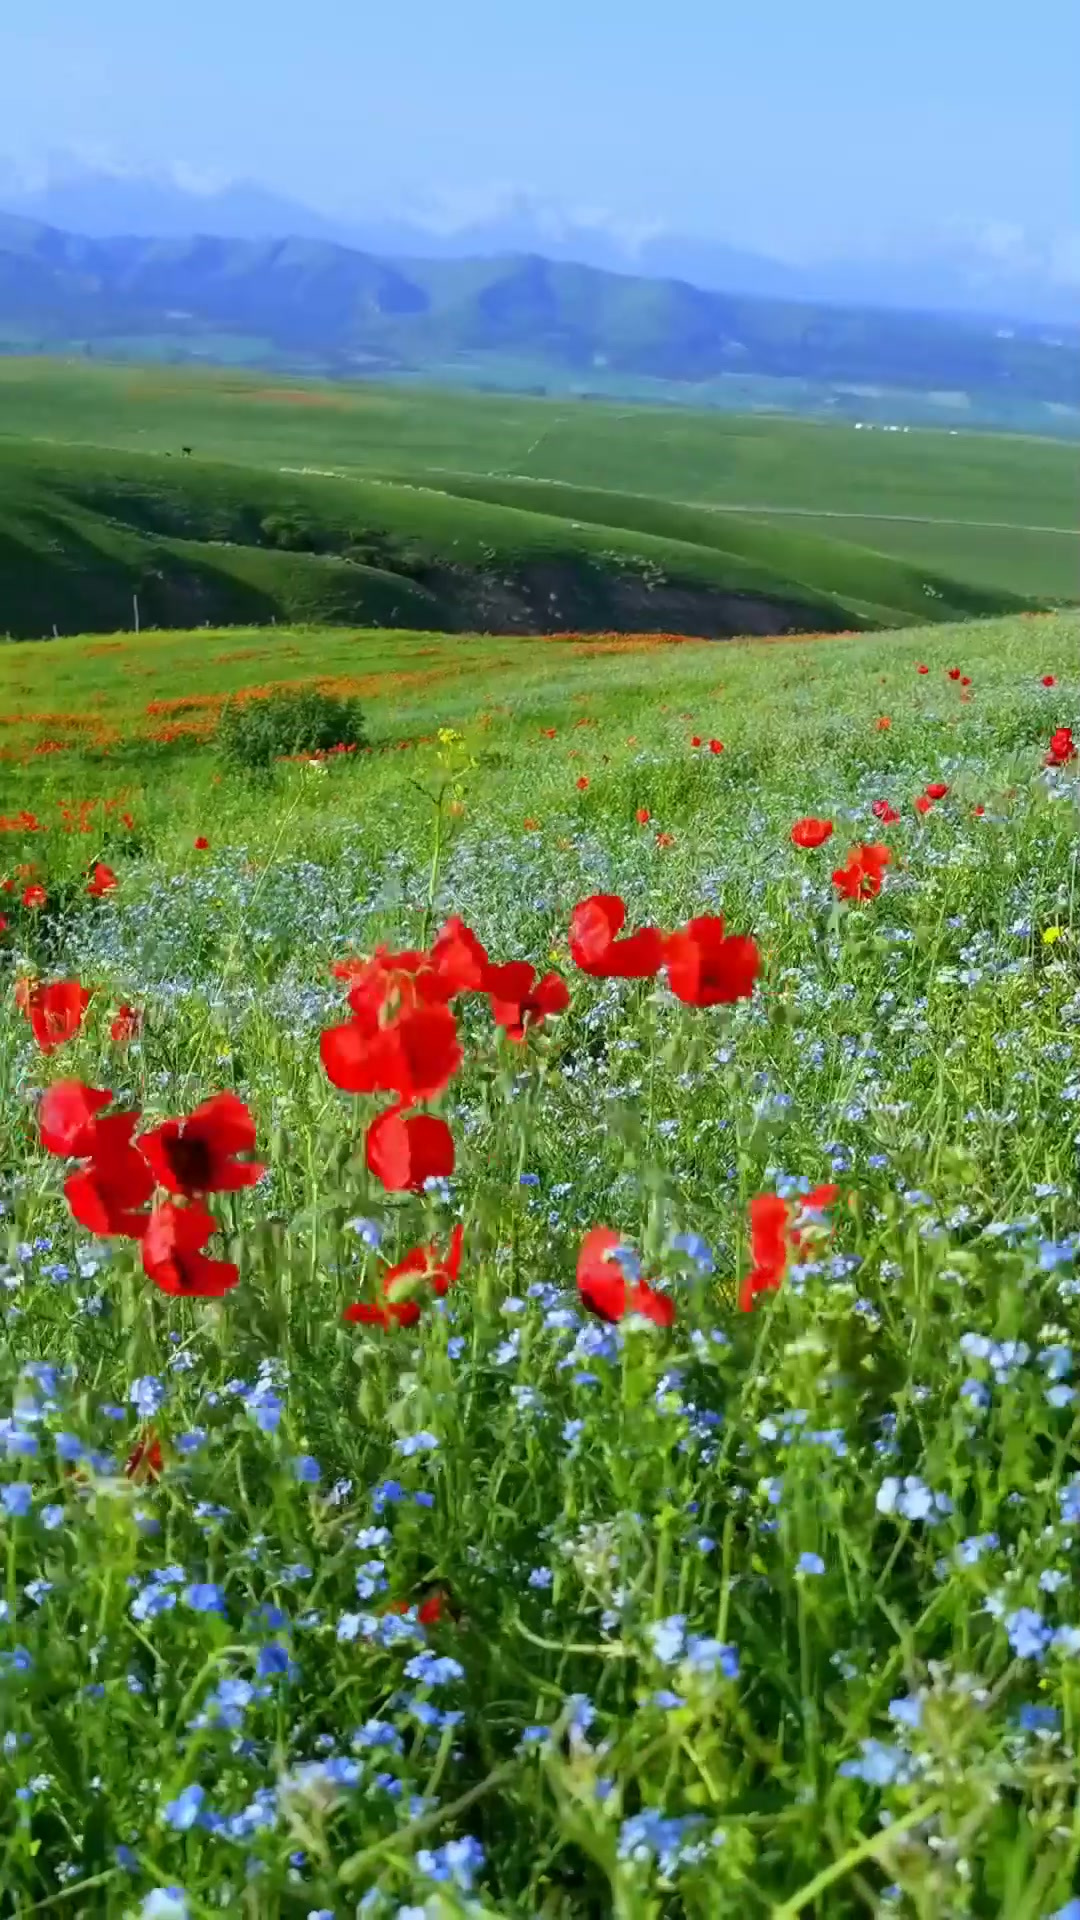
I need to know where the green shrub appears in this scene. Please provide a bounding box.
[217,687,367,774]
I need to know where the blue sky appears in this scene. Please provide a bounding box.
[2,0,1077,254]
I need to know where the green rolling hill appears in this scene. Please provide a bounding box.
[0,436,1039,643]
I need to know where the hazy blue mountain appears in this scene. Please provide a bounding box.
[0,209,1077,425]
[2,157,1078,327]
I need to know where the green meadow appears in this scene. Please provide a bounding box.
[2,605,1080,1914]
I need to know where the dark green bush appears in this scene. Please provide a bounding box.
[217,687,367,774]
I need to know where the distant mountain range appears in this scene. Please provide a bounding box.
[0,209,1077,427]
[2,156,1079,329]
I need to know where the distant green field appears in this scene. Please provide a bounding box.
[0,433,1041,643]
[0,358,1074,632]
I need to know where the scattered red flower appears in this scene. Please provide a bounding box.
[576,1227,674,1327]
[924,782,949,801]
[343,1298,422,1329]
[739,1185,840,1312]
[917,663,929,674]
[1042,675,1056,687]
[141,1200,239,1297]
[790,817,833,849]
[708,739,724,755]
[64,1112,157,1238]
[948,667,962,681]
[875,716,892,731]
[39,1080,113,1158]
[655,831,675,848]
[690,735,702,748]
[486,961,569,1042]
[576,776,589,791]
[365,1107,455,1192]
[832,843,892,901]
[635,807,651,824]
[22,883,47,910]
[872,800,900,824]
[24,980,91,1054]
[1046,727,1077,768]
[569,894,665,979]
[381,1223,464,1308]
[110,1003,143,1044]
[126,1431,164,1481]
[87,862,118,897]
[321,1003,464,1103]
[193,836,210,849]
[139,1091,265,1197]
[664,916,760,1006]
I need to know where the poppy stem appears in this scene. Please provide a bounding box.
[420,780,450,950]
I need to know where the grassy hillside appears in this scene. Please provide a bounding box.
[2,211,1078,432]
[0,359,1076,607]
[0,438,1038,643]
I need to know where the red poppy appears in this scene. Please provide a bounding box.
[523,816,540,831]
[739,1193,790,1312]
[790,817,833,849]
[875,717,891,731]
[193,836,210,849]
[125,1430,164,1481]
[948,667,962,681]
[708,739,724,755]
[110,1003,143,1044]
[960,676,972,688]
[541,727,557,738]
[430,916,487,990]
[343,1298,422,1329]
[1046,727,1077,768]
[569,894,665,979]
[141,1200,239,1297]
[690,735,702,748]
[366,1107,455,1192]
[739,1186,840,1312]
[24,980,91,1054]
[576,1227,674,1327]
[321,1003,463,1103]
[664,916,760,1007]
[576,776,589,791]
[59,1107,154,1237]
[22,884,47,910]
[973,804,986,817]
[635,807,651,824]
[914,794,933,815]
[832,843,892,901]
[917,664,929,674]
[924,782,949,801]
[38,1080,113,1159]
[487,961,569,1042]
[872,800,900,824]
[139,1091,265,1197]
[87,862,118,897]
[1042,675,1056,687]
[379,1223,464,1311]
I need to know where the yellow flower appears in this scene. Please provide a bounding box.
[1043,926,1063,946]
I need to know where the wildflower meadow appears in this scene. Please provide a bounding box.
[1,610,1080,1919]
